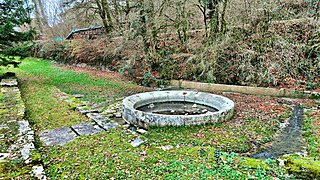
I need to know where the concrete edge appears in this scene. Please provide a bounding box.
[170,80,320,99]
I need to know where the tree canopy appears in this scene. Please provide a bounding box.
[0,0,35,67]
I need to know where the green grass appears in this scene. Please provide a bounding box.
[0,160,32,179]
[18,75,89,130]
[303,108,320,159]
[17,59,146,104]
[12,58,147,130]
[42,130,289,179]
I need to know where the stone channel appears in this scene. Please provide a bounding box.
[250,105,307,159]
[0,77,46,179]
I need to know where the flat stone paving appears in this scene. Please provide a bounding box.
[40,126,78,146]
[40,91,147,147]
[72,122,104,136]
[0,77,46,179]
[0,78,18,86]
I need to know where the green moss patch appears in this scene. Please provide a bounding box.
[283,156,320,179]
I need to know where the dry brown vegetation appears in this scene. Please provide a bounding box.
[34,0,320,89]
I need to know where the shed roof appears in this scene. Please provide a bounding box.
[65,26,105,39]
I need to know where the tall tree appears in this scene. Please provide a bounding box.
[37,0,49,28]
[0,0,35,67]
[32,0,49,33]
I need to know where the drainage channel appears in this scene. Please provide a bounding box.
[250,105,307,159]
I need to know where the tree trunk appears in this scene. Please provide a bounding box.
[37,0,49,28]
[32,0,43,33]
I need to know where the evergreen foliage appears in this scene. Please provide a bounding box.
[0,0,35,67]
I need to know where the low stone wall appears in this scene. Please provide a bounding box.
[171,80,320,98]
[0,77,46,179]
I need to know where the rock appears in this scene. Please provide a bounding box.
[159,145,174,151]
[40,127,78,146]
[136,129,147,134]
[72,94,84,98]
[18,120,32,135]
[103,109,117,115]
[86,113,109,123]
[101,122,118,130]
[72,122,104,136]
[64,99,73,104]
[122,124,130,129]
[129,126,137,132]
[115,113,122,118]
[32,165,47,180]
[21,143,35,161]
[0,153,10,162]
[130,136,146,148]
[277,158,285,166]
[0,79,18,86]
[76,106,99,114]
[1,87,19,93]
[0,124,9,130]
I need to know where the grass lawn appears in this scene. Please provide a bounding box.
[1,58,319,179]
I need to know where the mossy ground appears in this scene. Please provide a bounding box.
[1,58,319,179]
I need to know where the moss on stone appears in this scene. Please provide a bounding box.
[283,156,320,179]
[241,158,270,170]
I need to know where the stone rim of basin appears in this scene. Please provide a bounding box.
[122,91,235,128]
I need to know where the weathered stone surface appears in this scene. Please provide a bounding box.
[0,153,9,162]
[122,124,130,129]
[158,145,174,151]
[76,106,99,114]
[1,87,19,93]
[72,122,104,136]
[72,94,84,98]
[18,120,32,135]
[64,99,74,104]
[87,113,119,130]
[40,127,78,146]
[32,165,47,180]
[87,113,109,123]
[130,136,146,147]
[21,143,35,160]
[136,129,147,134]
[122,91,234,128]
[0,124,9,130]
[0,79,18,86]
[101,122,118,130]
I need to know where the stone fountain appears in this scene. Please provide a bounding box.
[122,91,234,129]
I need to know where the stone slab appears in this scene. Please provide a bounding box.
[72,122,104,136]
[18,120,32,135]
[72,94,84,98]
[0,79,18,86]
[21,143,35,160]
[76,106,99,114]
[136,129,147,134]
[0,153,10,162]
[87,113,109,123]
[101,122,119,130]
[171,80,318,98]
[40,127,78,146]
[130,136,146,147]
[1,87,20,93]
[32,165,47,180]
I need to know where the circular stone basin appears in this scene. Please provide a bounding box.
[122,91,234,129]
